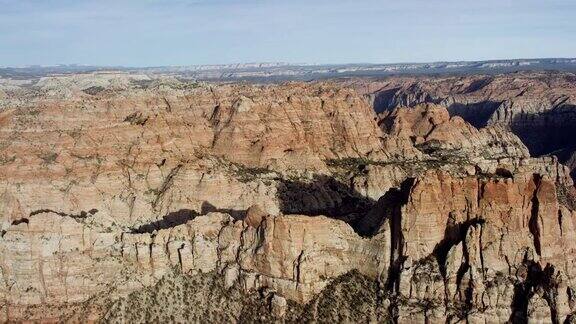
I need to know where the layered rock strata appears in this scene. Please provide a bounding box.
[355,72,576,180]
[0,74,575,322]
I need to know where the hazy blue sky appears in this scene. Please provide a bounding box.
[0,0,574,66]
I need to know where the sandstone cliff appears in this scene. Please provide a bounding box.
[0,73,575,323]
[355,72,576,181]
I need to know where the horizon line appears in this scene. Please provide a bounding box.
[2,57,576,70]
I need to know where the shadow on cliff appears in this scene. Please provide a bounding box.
[432,217,486,279]
[130,203,246,234]
[277,175,375,227]
[510,106,576,157]
[131,209,200,233]
[446,100,502,128]
[277,175,415,238]
[372,84,576,175]
[200,201,247,219]
[371,87,441,114]
[352,178,415,237]
[510,106,576,184]
[508,260,560,324]
[372,87,402,114]
[371,87,501,128]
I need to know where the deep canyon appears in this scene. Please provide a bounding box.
[0,71,576,323]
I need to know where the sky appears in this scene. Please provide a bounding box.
[0,0,575,67]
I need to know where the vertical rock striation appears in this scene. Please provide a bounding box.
[0,73,575,322]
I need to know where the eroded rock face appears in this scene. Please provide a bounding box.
[379,103,529,161]
[357,72,576,180]
[392,170,576,323]
[0,73,575,322]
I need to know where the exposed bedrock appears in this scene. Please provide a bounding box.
[1,74,576,322]
[2,168,575,322]
[359,72,576,180]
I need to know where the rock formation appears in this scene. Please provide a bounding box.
[0,72,575,322]
[355,71,576,182]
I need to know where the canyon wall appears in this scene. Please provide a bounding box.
[0,73,575,322]
[356,72,576,181]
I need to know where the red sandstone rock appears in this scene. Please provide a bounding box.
[0,73,575,322]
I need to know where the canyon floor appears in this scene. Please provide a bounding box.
[1,71,576,323]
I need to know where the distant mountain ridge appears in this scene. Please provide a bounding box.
[1,58,576,81]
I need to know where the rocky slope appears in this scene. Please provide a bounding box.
[0,73,575,323]
[354,71,576,181]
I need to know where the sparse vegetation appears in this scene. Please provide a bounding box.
[0,155,16,165]
[325,157,376,171]
[100,269,389,323]
[123,111,148,126]
[557,184,576,211]
[214,156,279,183]
[230,163,273,183]
[39,152,58,165]
[82,86,105,95]
[411,255,443,283]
